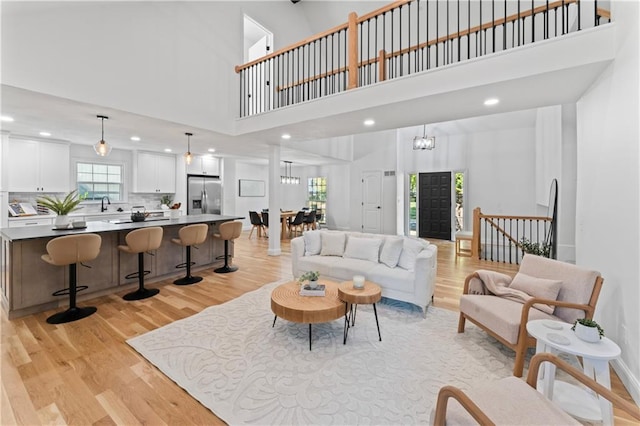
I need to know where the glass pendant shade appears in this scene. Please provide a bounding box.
[94,115,112,156]
[184,132,193,164]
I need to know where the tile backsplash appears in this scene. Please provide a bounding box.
[8,192,173,214]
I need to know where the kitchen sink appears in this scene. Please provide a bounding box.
[106,217,170,224]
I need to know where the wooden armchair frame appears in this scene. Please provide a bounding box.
[458,271,604,377]
[432,353,640,425]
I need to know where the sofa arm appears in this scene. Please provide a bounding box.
[291,236,305,278]
[414,245,437,309]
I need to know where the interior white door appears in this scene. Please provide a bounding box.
[361,171,382,234]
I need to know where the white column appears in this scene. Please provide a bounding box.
[268,145,281,256]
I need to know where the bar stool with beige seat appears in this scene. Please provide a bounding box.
[212,221,243,273]
[171,223,208,285]
[41,233,102,324]
[118,227,163,300]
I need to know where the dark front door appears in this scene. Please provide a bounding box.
[418,172,452,240]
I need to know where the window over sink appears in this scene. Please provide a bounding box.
[77,162,124,201]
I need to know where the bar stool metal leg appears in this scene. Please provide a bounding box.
[214,240,238,273]
[123,252,160,300]
[46,264,97,324]
[174,246,203,285]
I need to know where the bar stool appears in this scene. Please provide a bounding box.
[171,223,208,285]
[212,221,243,273]
[41,233,102,324]
[118,227,163,301]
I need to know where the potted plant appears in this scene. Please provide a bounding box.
[571,318,604,342]
[160,195,172,210]
[520,237,551,258]
[299,271,320,288]
[37,190,85,229]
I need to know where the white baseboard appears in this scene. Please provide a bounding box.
[612,358,640,405]
[267,248,281,256]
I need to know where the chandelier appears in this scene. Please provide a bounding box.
[413,125,436,150]
[281,161,300,184]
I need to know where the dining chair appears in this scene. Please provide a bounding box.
[303,210,316,230]
[248,211,265,239]
[289,211,305,238]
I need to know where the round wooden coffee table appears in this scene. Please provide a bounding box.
[338,280,382,344]
[270,280,343,350]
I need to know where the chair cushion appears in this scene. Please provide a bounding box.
[303,230,322,256]
[518,255,600,324]
[435,376,579,425]
[509,272,562,314]
[380,237,404,268]
[343,236,382,262]
[320,232,346,256]
[459,295,558,344]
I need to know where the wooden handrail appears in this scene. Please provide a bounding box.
[597,8,611,19]
[267,0,590,93]
[479,214,552,222]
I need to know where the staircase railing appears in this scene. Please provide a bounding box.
[236,0,611,117]
[471,207,556,264]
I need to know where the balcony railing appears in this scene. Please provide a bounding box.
[235,0,611,117]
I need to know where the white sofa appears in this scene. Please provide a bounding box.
[291,230,437,313]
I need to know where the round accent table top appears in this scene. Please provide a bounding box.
[338,280,382,304]
[527,320,621,360]
[271,280,343,324]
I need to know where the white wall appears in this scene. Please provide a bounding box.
[235,161,269,229]
[576,1,640,402]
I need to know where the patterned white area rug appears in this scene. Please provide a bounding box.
[127,280,519,425]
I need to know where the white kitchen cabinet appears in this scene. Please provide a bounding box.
[187,155,220,176]
[134,151,176,193]
[7,139,70,193]
[8,217,54,228]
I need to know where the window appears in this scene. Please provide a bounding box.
[77,162,124,201]
[307,177,327,224]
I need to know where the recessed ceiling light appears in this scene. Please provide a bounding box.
[281,133,291,140]
[1,115,14,122]
[164,148,172,152]
[484,98,499,106]
[208,148,216,153]
[364,119,375,126]
[39,131,51,137]
[130,136,141,141]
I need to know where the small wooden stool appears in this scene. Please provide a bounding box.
[455,231,473,257]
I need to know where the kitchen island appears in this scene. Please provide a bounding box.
[0,214,243,319]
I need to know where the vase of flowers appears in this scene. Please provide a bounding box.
[299,271,320,289]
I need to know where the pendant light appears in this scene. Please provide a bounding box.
[94,115,112,156]
[413,124,436,150]
[184,132,193,165]
[280,161,300,184]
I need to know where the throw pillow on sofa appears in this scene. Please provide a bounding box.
[380,237,404,268]
[398,238,425,271]
[509,272,562,314]
[303,230,322,256]
[320,232,346,256]
[344,236,382,262]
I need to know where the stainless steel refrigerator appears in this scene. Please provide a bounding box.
[187,175,222,215]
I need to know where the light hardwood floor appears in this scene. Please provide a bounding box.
[1,233,637,425]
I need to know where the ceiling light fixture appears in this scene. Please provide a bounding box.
[280,161,300,185]
[484,98,499,106]
[413,125,436,150]
[208,148,216,153]
[281,133,291,140]
[164,148,172,152]
[94,115,112,156]
[130,136,141,141]
[0,115,14,122]
[184,132,193,165]
[39,132,51,137]
[364,119,375,126]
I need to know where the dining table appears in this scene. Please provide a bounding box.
[259,210,300,240]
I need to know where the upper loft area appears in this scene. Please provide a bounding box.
[234,0,615,142]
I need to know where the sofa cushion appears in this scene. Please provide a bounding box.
[398,238,425,271]
[303,230,322,256]
[344,236,382,262]
[321,232,346,256]
[380,237,404,268]
[297,255,335,278]
[459,295,558,344]
[369,263,414,293]
[329,258,377,280]
[509,272,562,314]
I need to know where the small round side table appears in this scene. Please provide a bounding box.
[338,280,382,344]
[527,319,621,426]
